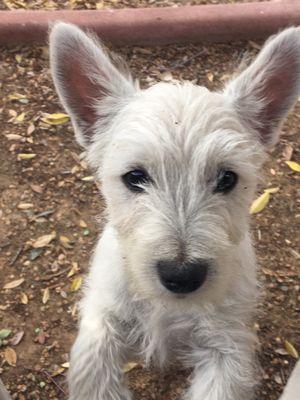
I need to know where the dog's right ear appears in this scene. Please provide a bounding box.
[49,22,137,147]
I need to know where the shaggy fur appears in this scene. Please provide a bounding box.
[49,24,300,400]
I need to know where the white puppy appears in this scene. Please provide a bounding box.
[50,24,300,400]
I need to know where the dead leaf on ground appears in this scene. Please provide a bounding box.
[285,161,300,172]
[68,262,79,278]
[250,192,270,214]
[42,288,50,304]
[32,231,56,248]
[3,278,25,290]
[9,331,24,346]
[18,153,36,160]
[123,362,140,373]
[264,187,279,194]
[18,203,33,210]
[60,235,73,249]
[41,113,70,126]
[61,362,70,368]
[20,292,28,304]
[4,347,17,366]
[284,340,299,359]
[71,276,82,292]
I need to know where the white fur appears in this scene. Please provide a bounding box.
[49,24,300,400]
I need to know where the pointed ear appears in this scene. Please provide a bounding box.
[49,22,137,147]
[224,27,300,147]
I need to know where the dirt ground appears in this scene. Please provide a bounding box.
[0,1,299,399]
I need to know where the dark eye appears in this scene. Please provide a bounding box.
[215,170,238,194]
[122,169,150,193]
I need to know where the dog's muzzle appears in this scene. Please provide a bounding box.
[156,259,208,294]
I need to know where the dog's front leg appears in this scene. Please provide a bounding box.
[185,331,256,400]
[68,315,131,400]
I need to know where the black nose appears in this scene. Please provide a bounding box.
[156,260,208,294]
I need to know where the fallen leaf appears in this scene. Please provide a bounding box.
[20,292,28,304]
[36,330,47,345]
[4,347,17,366]
[123,362,139,373]
[28,248,43,261]
[81,176,94,182]
[264,187,279,194]
[282,145,293,161]
[79,219,87,228]
[52,367,65,377]
[18,153,36,160]
[284,340,299,359]
[3,278,24,290]
[285,161,300,172]
[60,235,72,249]
[274,348,289,356]
[61,362,70,368]
[18,203,33,210]
[68,262,79,278]
[206,72,214,82]
[0,329,12,339]
[32,231,56,248]
[42,288,50,304]
[30,184,43,194]
[250,192,270,214]
[41,113,70,126]
[6,134,23,140]
[9,331,24,346]
[27,123,35,135]
[71,276,82,292]
[8,93,27,102]
[274,374,282,385]
[15,54,22,63]
[15,112,26,123]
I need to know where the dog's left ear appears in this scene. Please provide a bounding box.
[49,22,137,148]
[224,27,300,147]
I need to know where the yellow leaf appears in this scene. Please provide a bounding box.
[42,288,50,304]
[8,93,27,101]
[71,276,82,292]
[206,72,214,82]
[250,192,270,214]
[61,362,70,368]
[15,54,22,63]
[20,292,28,304]
[4,347,17,366]
[284,340,299,359]
[15,112,26,123]
[285,161,300,172]
[68,262,79,278]
[122,362,139,373]
[264,187,279,194]
[81,176,94,182]
[60,235,72,248]
[3,278,24,290]
[42,113,70,126]
[18,153,36,160]
[32,231,56,248]
[79,219,87,228]
[17,203,33,210]
[52,367,65,377]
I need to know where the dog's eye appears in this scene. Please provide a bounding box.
[122,169,150,193]
[215,170,238,194]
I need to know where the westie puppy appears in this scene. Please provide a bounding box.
[49,24,300,400]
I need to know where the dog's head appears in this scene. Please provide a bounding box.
[50,24,300,306]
